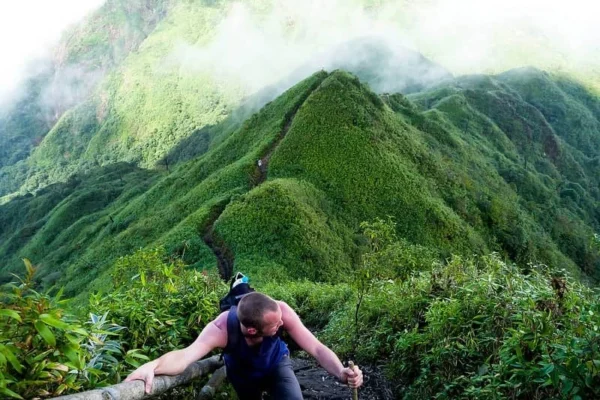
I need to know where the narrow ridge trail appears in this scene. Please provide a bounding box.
[201,77,324,279]
[199,76,396,399]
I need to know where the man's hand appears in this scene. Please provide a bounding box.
[340,364,363,388]
[279,301,364,388]
[125,361,157,394]
[122,311,228,394]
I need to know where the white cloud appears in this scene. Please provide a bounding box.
[2,0,599,111]
[171,0,413,94]
[0,0,105,107]
[396,0,600,74]
[172,0,600,97]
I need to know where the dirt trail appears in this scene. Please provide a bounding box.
[202,227,234,280]
[289,358,394,400]
[256,100,302,184]
[202,79,323,279]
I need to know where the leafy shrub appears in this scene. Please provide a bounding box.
[0,260,135,399]
[262,281,353,330]
[320,252,600,399]
[89,247,227,359]
[255,218,600,399]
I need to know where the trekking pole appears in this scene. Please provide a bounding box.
[348,361,358,400]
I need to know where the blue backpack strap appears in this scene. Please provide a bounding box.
[225,306,240,354]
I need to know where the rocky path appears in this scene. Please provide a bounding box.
[288,358,394,400]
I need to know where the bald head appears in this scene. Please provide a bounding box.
[237,292,280,334]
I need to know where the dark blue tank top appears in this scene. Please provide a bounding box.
[223,306,289,379]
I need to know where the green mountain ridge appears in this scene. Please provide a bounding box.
[3,1,600,207]
[0,0,170,174]
[3,2,600,398]
[1,68,599,299]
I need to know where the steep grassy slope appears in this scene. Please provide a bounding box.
[0,162,159,288]
[1,69,599,300]
[0,72,54,171]
[3,0,600,204]
[0,0,225,198]
[408,68,600,277]
[0,71,329,295]
[0,0,170,174]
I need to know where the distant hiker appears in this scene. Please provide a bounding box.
[257,159,263,168]
[125,292,363,399]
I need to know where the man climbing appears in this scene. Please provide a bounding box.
[125,292,363,399]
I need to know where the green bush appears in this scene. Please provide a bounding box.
[89,247,227,359]
[0,260,138,399]
[262,281,354,330]
[1,249,228,398]
[254,219,600,399]
[319,253,600,399]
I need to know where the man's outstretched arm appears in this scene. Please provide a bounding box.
[125,311,228,393]
[279,302,363,388]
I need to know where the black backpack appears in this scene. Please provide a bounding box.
[219,272,255,356]
[219,272,255,312]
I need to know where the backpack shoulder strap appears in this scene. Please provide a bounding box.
[225,305,240,354]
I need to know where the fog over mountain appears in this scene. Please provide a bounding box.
[170,0,600,96]
[2,0,600,110]
[0,0,105,108]
[2,2,600,398]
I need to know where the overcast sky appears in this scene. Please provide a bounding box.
[0,0,105,106]
[1,0,600,109]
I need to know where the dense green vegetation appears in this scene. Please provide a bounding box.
[0,0,455,199]
[2,0,599,200]
[1,68,599,398]
[0,253,224,399]
[0,162,160,289]
[266,219,600,399]
[0,70,53,171]
[0,259,149,398]
[408,69,600,278]
[0,70,327,294]
[2,68,599,297]
[89,247,226,359]
[0,0,171,195]
[4,221,600,399]
[1,2,600,397]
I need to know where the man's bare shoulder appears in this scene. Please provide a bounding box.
[194,311,228,349]
[278,301,301,328]
[277,300,294,314]
[213,310,229,330]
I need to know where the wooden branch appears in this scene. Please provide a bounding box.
[196,366,227,400]
[348,361,358,400]
[53,356,223,400]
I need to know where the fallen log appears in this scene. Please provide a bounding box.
[196,366,227,400]
[53,355,223,400]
